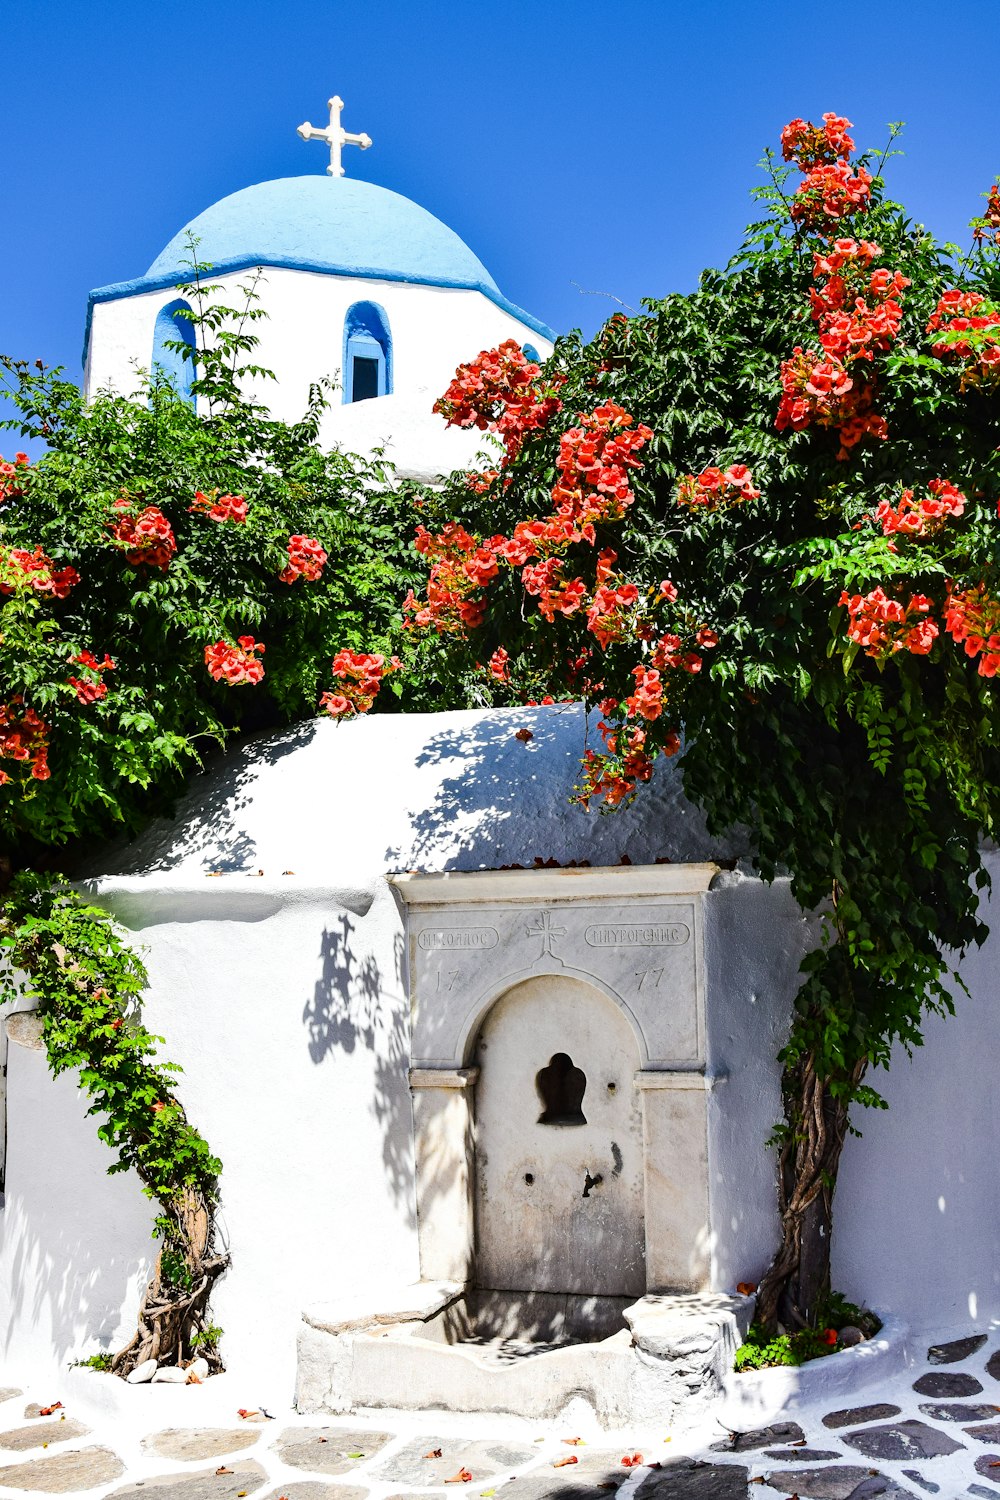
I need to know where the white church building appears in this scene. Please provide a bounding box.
[82,97,554,482]
[1,98,999,1418]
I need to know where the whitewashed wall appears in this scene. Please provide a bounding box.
[84,273,552,481]
[1,706,997,1397]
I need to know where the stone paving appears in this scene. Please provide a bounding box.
[1,1332,1000,1499]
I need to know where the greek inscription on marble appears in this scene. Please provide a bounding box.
[585,921,690,948]
[418,926,500,952]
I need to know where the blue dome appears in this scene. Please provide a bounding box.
[84,176,556,363]
[146,176,502,294]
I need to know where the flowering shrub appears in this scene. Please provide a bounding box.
[341,113,1000,1339]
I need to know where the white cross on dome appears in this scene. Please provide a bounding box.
[296,95,372,178]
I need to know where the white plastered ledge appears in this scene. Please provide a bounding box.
[391,862,720,906]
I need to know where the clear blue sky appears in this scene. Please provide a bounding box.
[3,0,1000,430]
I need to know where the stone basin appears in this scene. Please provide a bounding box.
[296,1283,753,1428]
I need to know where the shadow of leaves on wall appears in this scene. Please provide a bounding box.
[303,908,413,1221]
[386,704,748,875]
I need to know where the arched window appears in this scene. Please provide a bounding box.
[343,301,392,403]
[522,343,541,365]
[151,299,196,403]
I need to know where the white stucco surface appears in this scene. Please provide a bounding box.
[85,272,551,481]
[1,705,998,1399]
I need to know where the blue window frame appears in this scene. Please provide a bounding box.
[151,299,196,402]
[522,343,541,365]
[343,301,392,403]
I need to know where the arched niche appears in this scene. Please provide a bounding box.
[473,974,645,1297]
[151,298,196,403]
[396,865,716,1295]
[342,300,392,403]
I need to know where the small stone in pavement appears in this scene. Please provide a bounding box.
[0,1445,124,1492]
[143,1430,260,1462]
[108,1459,266,1500]
[761,1467,892,1498]
[273,1428,393,1477]
[912,1370,983,1397]
[971,1487,1000,1498]
[901,1472,939,1494]
[974,1451,1000,1484]
[822,1405,902,1430]
[0,1391,23,1405]
[987,1350,1000,1383]
[842,1419,964,1461]
[917,1403,999,1421]
[709,1421,805,1452]
[966,1424,1000,1444]
[927,1333,988,1364]
[0,1422,89,1451]
[764,1447,840,1460]
[370,1436,538,1487]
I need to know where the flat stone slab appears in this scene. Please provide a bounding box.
[911,1371,983,1397]
[108,1460,267,1500]
[371,1437,537,1487]
[974,1453,1000,1485]
[261,1489,367,1500]
[0,1421,89,1451]
[466,1454,629,1500]
[971,1487,1000,1498]
[901,1472,938,1494]
[0,1391,24,1404]
[764,1447,840,1461]
[761,1469,907,1499]
[839,1480,917,1498]
[302,1281,463,1335]
[143,1430,261,1462]
[966,1424,1000,1444]
[822,1405,902,1430]
[927,1333,987,1364]
[0,1446,125,1491]
[842,1420,964,1461]
[273,1429,392,1476]
[987,1350,1000,1383]
[633,1462,751,1499]
[711,1421,805,1453]
[917,1403,999,1421]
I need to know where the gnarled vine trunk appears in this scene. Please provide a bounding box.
[111,1185,228,1377]
[755,1051,867,1333]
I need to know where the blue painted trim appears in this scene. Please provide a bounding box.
[82,255,557,367]
[151,297,196,403]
